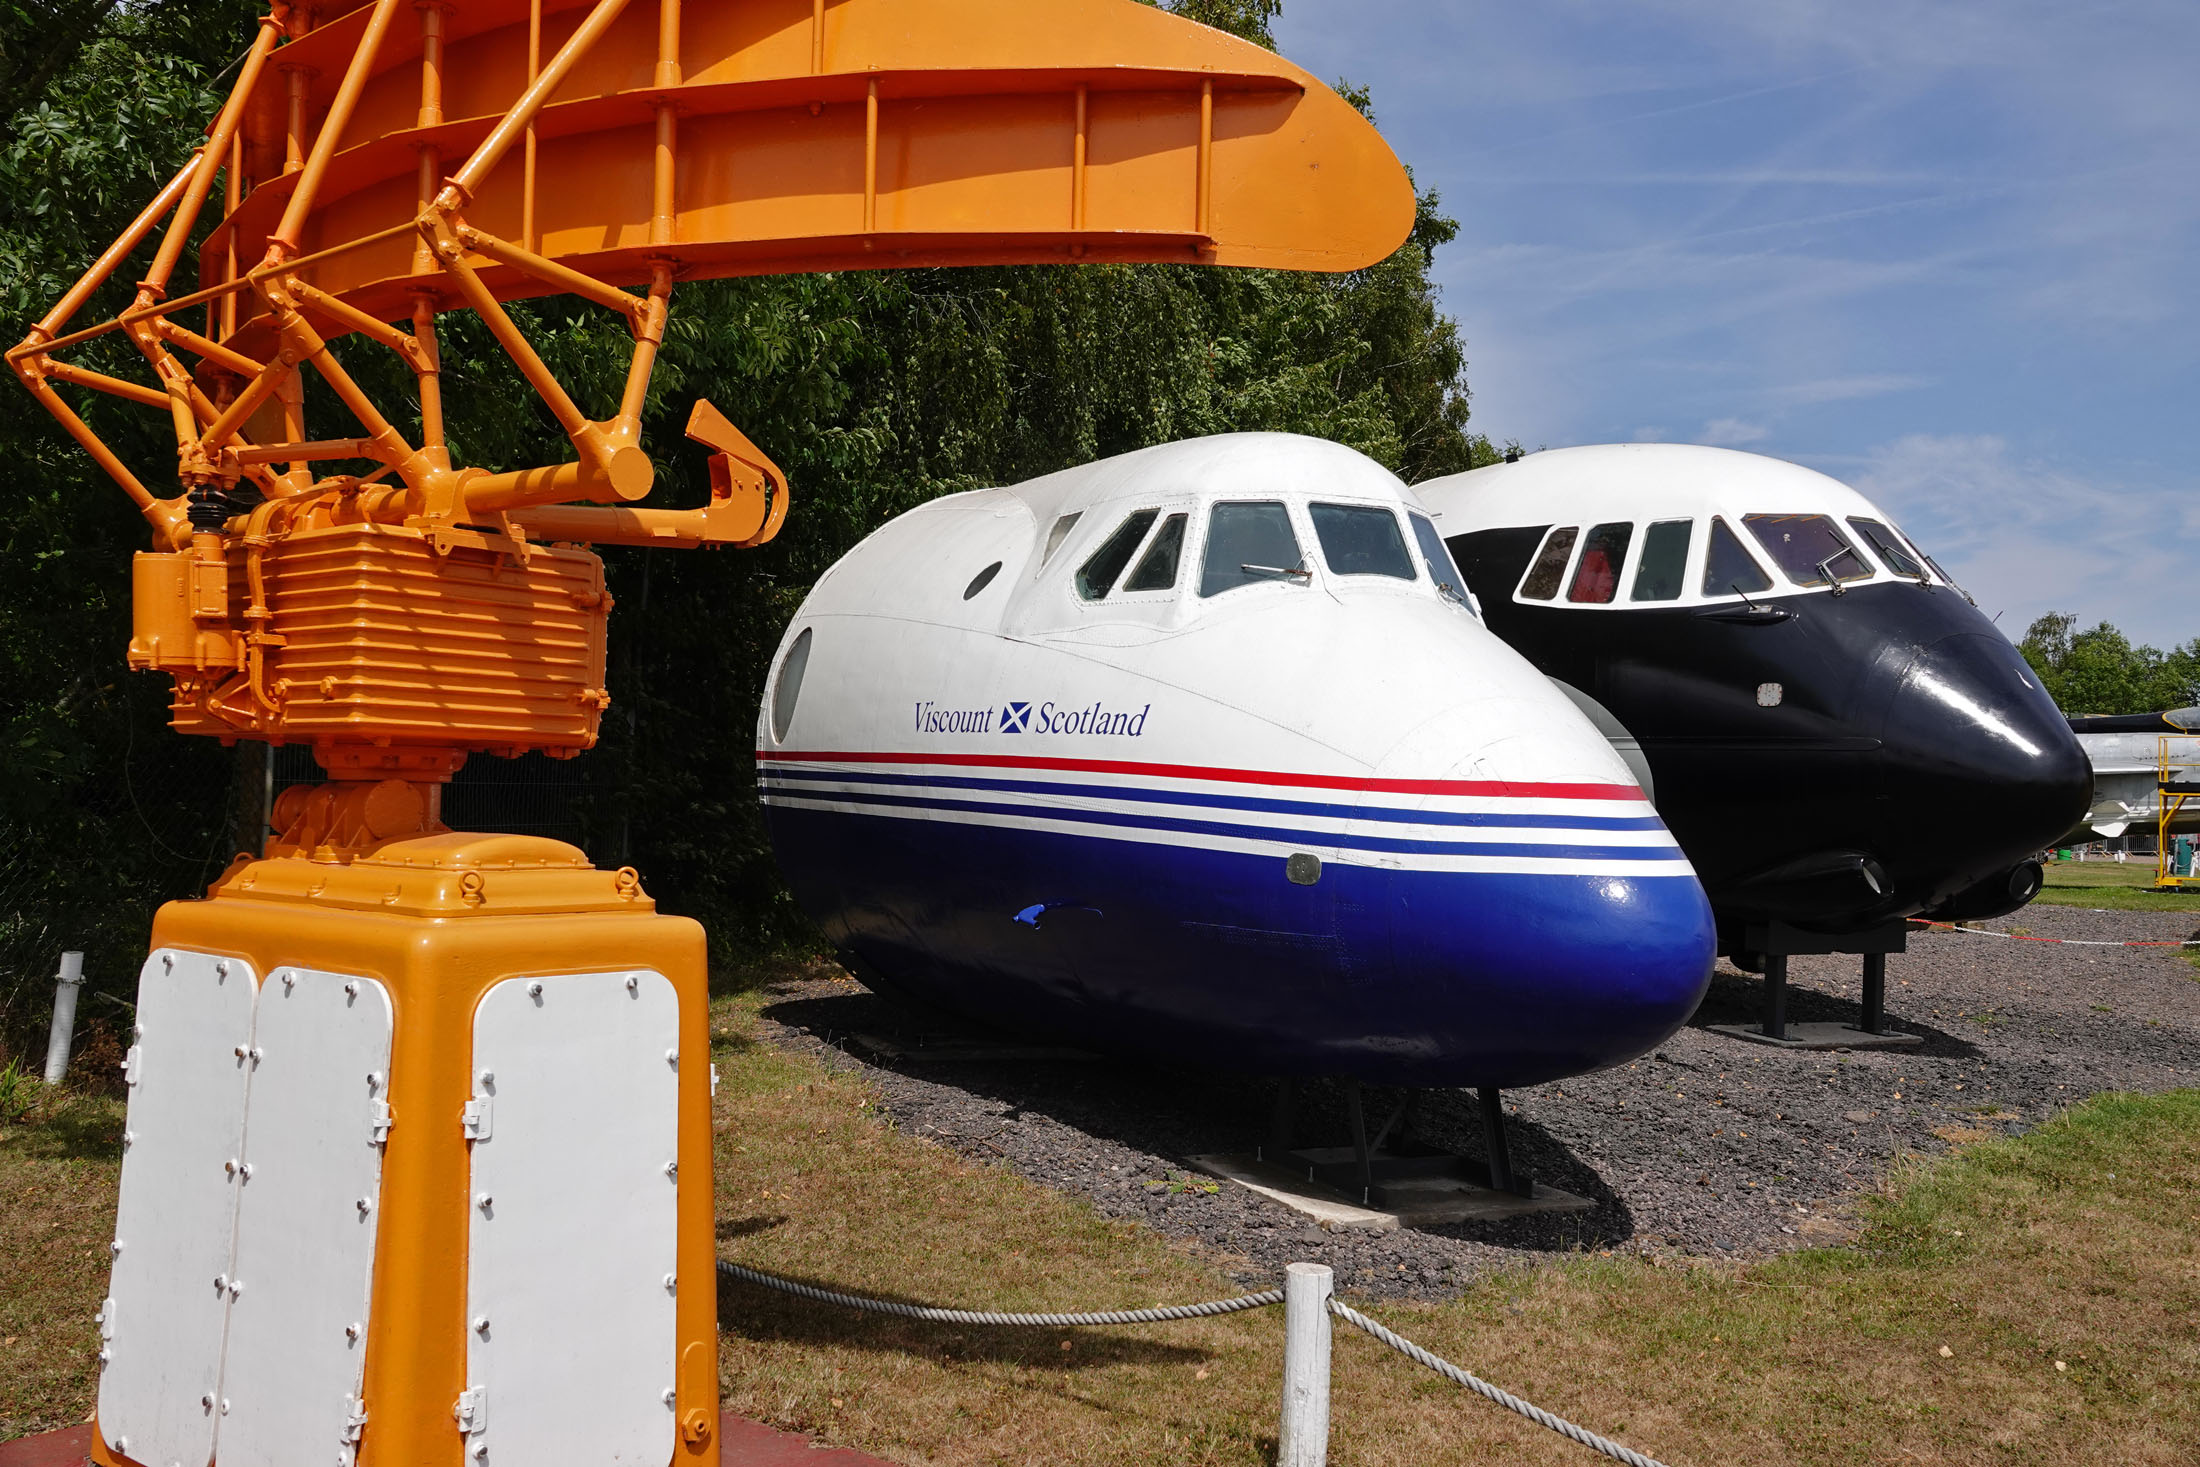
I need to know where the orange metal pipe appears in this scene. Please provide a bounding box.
[220,131,242,340]
[522,0,543,251]
[282,65,310,174]
[40,359,171,410]
[142,18,282,297]
[26,155,196,342]
[617,264,673,425]
[448,0,636,203]
[652,0,681,246]
[272,0,406,258]
[863,80,878,232]
[412,297,446,456]
[154,319,266,379]
[451,225,644,325]
[1072,85,1088,231]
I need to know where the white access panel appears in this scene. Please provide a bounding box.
[217,969,393,1467]
[99,949,256,1467]
[464,971,680,1466]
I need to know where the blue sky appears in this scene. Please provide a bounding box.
[1271,1,2200,647]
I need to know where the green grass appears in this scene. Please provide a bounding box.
[7,965,2199,1465]
[2030,857,2200,911]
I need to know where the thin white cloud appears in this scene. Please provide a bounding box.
[1849,434,2200,648]
[1700,417,1770,445]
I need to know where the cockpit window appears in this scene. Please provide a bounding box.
[1121,512,1187,592]
[1410,514,1479,617]
[1311,503,1414,579]
[1743,513,1871,587]
[1043,511,1082,563]
[1200,501,1305,597]
[1847,517,1925,580]
[1566,521,1633,604]
[1518,526,1578,600]
[1703,517,1773,597]
[1630,519,1691,601]
[1076,509,1158,600]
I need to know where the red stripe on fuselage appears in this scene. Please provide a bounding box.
[756,750,1643,801]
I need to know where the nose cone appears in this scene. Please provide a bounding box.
[1879,633,2092,883]
[1384,869,1716,1088]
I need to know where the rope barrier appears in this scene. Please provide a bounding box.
[716,1259,1283,1327]
[1911,918,2200,949]
[1327,1299,1673,1467]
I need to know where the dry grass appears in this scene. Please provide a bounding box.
[5,977,2196,1465]
[0,1085,124,1439]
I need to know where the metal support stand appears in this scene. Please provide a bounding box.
[1344,1081,1373,1203]
[1859,951,1886,1035]
[1760,954,1788,1041]
[1477,1087,1517,1195]
[1265,1077,1297,1161]
[42,950,85,1086]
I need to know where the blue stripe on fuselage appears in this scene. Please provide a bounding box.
[759,765,1666,830]
[760,784,1681,862]
[764,801,1715,1087]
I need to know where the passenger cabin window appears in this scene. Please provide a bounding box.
[1518,526,1578,600]
[1702,517,1773,597]
[1043,511,1082,563]
[1848,517,1925,579]
[1200,502,1305,596]
[1743,513,1871,587]
[1410,514,1478,614]
[1121,512,1187,592]
[1630,519,1691,601]
[1311,503,1414,579]
[1566,521,1633,604]
[1076,509,1158,600]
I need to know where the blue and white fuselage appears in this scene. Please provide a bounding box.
[756,434,1715,1087]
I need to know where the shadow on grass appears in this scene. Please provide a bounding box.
[715,1266,1216,1369]
[1686,970,1985,1061]
[760,987,1637,1255]
[1,1094,125,1164]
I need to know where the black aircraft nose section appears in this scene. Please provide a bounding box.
[1877,631,2092,901]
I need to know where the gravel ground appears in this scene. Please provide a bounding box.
[755,904,2200,1301]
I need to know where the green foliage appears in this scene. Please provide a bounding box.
[0,1,1497,1035]
[2017,613,2200,716]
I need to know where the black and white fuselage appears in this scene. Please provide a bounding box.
[1417,444,2091,950]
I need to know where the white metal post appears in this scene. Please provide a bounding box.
[1278,1261,1333,1467]
[43,950,86,1085]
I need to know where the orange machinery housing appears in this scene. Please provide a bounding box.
[10,3,1414,1466]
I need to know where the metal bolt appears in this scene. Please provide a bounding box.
[162,952,174,971]
[250,1047,263,1062]
[281,972,296,989]
[122,1131,134,1147]
[473,1316,491,1334]
[214,1274,228,1291]
[221,1398,230,1415]
[367,1071,385,1091]
[344,981,360,998]
[234,1046,249,1059]
[225,1159,237,1175]
[665,1048,678,1066]
[110,1241,122,1256]
[526,981,544,998]
[215,961,229,978]
[662,1388,676,1407]
[476,1193,493,1211]
[238,1162,254,1180]
[356,1197,373,1214]
[626,975,639,994]
[477,1070,494,1087]
[471,1444,488,1461]
[97,1350,111,1365]
[345,1323,362,1341]
[228,1281,243,1298]
[663,1273,677,1292]
[202,1394,215,1410]
[663,1160,678,1179]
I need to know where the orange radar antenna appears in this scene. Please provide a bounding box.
[10,0,1413,791]
[16,9,1417,1467]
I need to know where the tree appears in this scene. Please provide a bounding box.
[2017,613,2200,715]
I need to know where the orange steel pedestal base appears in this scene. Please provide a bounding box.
[91,833,719,1467]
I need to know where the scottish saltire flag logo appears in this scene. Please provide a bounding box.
[1000,700,1033,733]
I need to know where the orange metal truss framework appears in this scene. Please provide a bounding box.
[9,0,1410,776]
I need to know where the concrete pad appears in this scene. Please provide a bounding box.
[847,1031,1100,1064]
[1707,1020,1924,1051]
[1188,1153,1594,1231]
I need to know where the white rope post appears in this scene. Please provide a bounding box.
[42,951,86,1085]
[1278,1262,1333,1467]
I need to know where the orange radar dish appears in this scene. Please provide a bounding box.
[207,0,1412,338]
[10,0,1416,768]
